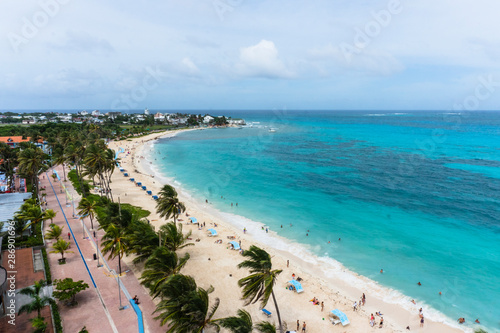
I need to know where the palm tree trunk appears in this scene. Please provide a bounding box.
[118,255,122,275]
[271,291,283,333]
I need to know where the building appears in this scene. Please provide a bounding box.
[0,137,31,148]
[203,115,214,124]
[144,108,150,115]
[154,112,165,121]
[91,110,100,116]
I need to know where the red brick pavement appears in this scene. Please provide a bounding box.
[39,167,164,333]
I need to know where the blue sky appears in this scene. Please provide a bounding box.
[1,0,500,111]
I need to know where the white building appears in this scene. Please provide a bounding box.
[144,108,150,115]
[80,110,88,116]
[91,110,100,116]
[154,112,165,121]
[203,115,214,124]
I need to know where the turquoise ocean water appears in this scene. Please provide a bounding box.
[149,111,500,331]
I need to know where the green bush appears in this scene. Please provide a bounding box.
[41,247,52,284]
[49,299,63,333]
[68,169,90,195]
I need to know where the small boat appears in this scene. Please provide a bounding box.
[269,128,277,132]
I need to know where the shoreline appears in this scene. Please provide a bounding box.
[109,129,469,333]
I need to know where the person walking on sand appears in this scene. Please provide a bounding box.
[321,301,324,311]
[296,320,299,330]
[68,232,71,240]
[353,301,358,311]
[302,322,306,332]
[420,316,424,327]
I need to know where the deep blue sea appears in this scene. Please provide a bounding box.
[150,110,500,331]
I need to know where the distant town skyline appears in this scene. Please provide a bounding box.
[1,1,500,111]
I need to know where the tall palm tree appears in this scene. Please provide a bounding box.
[52,151,67,181]
[18,205,49,233]
[217,309,253,333]
[101,224,129,275]
[158,222,193,252]
[18,279,51,319]
[45,224,63,241]
[0,142,18,191]
[237,246,283,333]
[77,197,99,230]
[50,239,73,261]
[156,185,186,223]
[153,274,221,333]
[140,247,189,298]
[17,147,47,194]
[44,209,57,224]
[127,220,159,264]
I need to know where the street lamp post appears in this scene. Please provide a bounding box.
[112,268,125,310]
[71,189,76,219]
[96,235,102,268]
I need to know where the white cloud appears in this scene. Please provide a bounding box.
[236,40,293,79]
[181,58,200,75]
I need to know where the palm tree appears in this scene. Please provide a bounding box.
[140,247,189,298]
[44,209,57,223]
[18,204,49,234]
[255,321,277,333]
[18,279,51,319]
[0,142,18,191]
[237,246,283,333]
[158,222,193,252]
[45,224,63,241]
[127,220,159,264]
[77,197,99,230]
[101,224,129,275]
[52,151,67,181]
[50,239,73,261]
[153,274,221,333]
[17,147,47,194]
[217,309,253,333]
[156,185,186,223]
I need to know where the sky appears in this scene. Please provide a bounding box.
[1,0,500,111]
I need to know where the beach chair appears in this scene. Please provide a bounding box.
[262,309,272,317]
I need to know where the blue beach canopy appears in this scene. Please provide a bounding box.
[137,182,142,186]
[288,280,304,293]
[189,217,197,223]
[130,178,135,182]
[142,186,147,190]
[124,173,129,177]
[331,309,350,326]
[229,241,240,250]
[147,190,152,195]
[119,168,125,172]
[152,195,159,200]
[208,228,218,236]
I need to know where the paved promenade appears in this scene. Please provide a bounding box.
[39,167,163,333]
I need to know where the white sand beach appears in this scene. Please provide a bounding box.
[108,130,467,333]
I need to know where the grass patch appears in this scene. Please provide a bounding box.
[49,299,63,333]
[41,247,52,284]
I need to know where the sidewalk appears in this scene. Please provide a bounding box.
[40,168,163,333]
